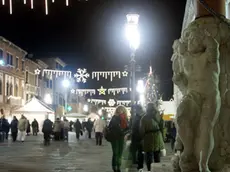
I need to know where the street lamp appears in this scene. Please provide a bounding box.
[136,79,145,106]
[125,13,140,124]
[62,79,70,113]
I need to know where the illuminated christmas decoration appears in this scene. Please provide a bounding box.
[73,89,96,96]
[102,107,131,115]
[71,89,75,94]
[108,87,129,95]
[97,86,107,95]
[122,71,128,77]
[34,68,41,75]
[108,99,116,107]
[87,99,106,105]
[117,100,131,106]
[2,0,73,15]
[42,69,72,78]
[92,71,121,81]
[74,68,90,83]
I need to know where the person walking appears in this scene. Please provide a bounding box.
[140,103,165,172]
[26,120,31,136]
[18,115,28,142]
[170,122,177,152]
[63,117,70,141]
[31,119,39,136]
[86,118,93,139]
[94,116,106,146]
[53,118,62,141]
[42,115,53,146]
[0,109,9,141]
[74,119,82,140]
[10,116,18,142]
[109,105,129,172]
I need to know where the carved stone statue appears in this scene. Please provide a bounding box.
[172,20,221,172]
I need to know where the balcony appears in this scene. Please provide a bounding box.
[25,84,40,95]
[7,96,23,106]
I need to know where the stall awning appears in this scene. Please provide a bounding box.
[14,97,54,113]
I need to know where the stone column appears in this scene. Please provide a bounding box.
[171,0,230,172]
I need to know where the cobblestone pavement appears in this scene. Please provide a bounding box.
[0,132,173,172]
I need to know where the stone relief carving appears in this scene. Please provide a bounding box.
[171,17,230,172]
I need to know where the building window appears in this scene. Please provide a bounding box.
[0,80,2,95]
[15,84,18,97]
[49,80,52,89]
[56,62,59,69]
[22,60,25,71]
[46,80,49,88]
[16,57,19,69]
[25,71,28,83]
[0,49,3,58]
[6,53,13,66]
[9,84,13,95]
[6,82,9,96]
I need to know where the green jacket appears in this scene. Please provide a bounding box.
[140,113,165,152]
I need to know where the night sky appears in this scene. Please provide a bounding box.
[0,0,186,100]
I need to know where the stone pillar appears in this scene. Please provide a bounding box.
[195,0,226,18]
[171,1,230,172]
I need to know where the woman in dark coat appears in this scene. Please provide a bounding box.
[74,119,82,140]
[10,116,18,142]
[26,120,31,136]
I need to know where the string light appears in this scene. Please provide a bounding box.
[31,0,33,9]
[2,0,5,5]
[24,0,26,4]
[52,0,54,2]
[45,0,48,15]
[66,0,69,6]
[9,0,12,14]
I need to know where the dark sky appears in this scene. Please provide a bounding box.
[0,0,186,100]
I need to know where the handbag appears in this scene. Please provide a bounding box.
[80,130,83,136]
[160,148,166,157]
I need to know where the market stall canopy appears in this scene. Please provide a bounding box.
[64,113,87,118]
[14,97,54,113]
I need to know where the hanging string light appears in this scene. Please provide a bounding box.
[24,0,26,4]
[31,0,33,9]
[66,0,69,6]
[2,0,5,5]
[52,0,54,2]
[9,0,12,14]
[45,0,48,15]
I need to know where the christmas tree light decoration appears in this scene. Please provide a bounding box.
[108,99,116,107]
[34,68,41,75]
[92,71,121,81]
[42,69,72,78]
[74,89,96,96]
[45,0,48,15]
[97,86,107,95]
[88,99,106,105]
[108,87,129,95]
[74,68,90,83]
[122,71,128,77]
[117,100,131,106]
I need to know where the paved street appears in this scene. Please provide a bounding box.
[0,132,173,172]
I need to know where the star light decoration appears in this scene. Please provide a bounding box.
[108,99,116,107]
[74,68,90,83]
[97,86,107,95]
[34,69,41,75]
[122,71,128,77]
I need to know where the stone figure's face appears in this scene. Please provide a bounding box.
[188,31,204,53]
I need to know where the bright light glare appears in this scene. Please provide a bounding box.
[62,79,70,88]
[44,94,52,104]
[98,109,102,116]
[125,14,140,50]
[108,113,112,118]
[0,60,4,66]
[139,94,145,106]
[83,104,88,112]
[136,80,145,94]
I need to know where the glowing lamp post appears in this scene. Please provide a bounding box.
[136,79,145,106]
[62,79,70,113]
[125,13,140,122]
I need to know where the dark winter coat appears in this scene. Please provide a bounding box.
[10,119,18,132]
[42,119,53,133]
[32,120,39,129]
[74,120,82,133]
[0,118,10,133]
[86,121,93,132]
[26,121,31,133]
[132,114,144,143]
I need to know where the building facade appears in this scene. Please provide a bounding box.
[0,36,27,116]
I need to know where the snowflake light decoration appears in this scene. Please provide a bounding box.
[34,68,41,75]
[74,68,90,83]
[108,99,116,107]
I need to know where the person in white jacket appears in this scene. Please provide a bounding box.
[94,116,106,145]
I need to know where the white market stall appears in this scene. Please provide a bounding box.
[13,97,55,132]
